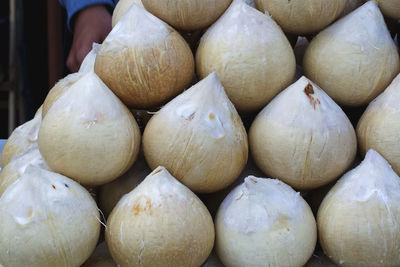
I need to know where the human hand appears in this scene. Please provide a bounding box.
[66,4,112,72]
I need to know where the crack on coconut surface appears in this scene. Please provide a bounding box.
[304,83,320,110]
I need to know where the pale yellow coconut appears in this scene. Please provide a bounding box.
[82,242,117,267]
[357,73,400,176]
[196,0,296,113]
[38,71,141,186]
[98,154,150,218]
[143,72,248,193]
[105,166,215,267]
[0,165,100,267]
[141,0,232,31]
[375,0,400,19]
[317,149,400,267]
[215,176,317,267]
[1,108,42,168]
[255,0,347,35]
[95,4,194,109]
[111,0,144,27]
[249,76,357,190]
[303,1,400,107]
[0,144,49,196]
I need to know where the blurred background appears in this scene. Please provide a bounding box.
[0,0,70,139]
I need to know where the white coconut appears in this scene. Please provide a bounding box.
[375,0,400,19]
[98,154,150,218]
[0,165,100,267]
[94,3,194,109]
[141,0,232,31]
[357,73,400,176]
[79,42,101,73]
[112,0,144,27]
[38,71,141,186]
[1,108,42,168]
[255,0,347,35]
[249,76,357,190]
[143,72,248,193]
[215,176,317,267]
[82,242,117,267]
[0,144,49,196]
[105,166,215,267]
[196,0,296,113]
[303,1,400,107]
[317,149,400,266]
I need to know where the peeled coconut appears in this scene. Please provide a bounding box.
[255,0,347,35]
[249,76,357,190]
[1,107,42,168]
[38,71,141,186]
[0,144,49,196]
[303,1,400,107]
[196,0,296,113]
[105,166,215,267]
[0,165,100,267]
[141,0,232,32]
[215,176,317,267]
[98,154,150,218]
[143,72,248,193]
[357,73,400,176]
[82,242,117,267]
[317,149,400,266]
[375,0,400,20]
[112,0,144,27]
[94,4,194,109]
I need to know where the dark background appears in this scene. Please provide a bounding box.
[0,0,70,139]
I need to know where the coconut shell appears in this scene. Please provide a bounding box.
[196,0,296,113]
[105,166,215,267]
[317,149,400,266]
[95,4,194,109]
[249,76,357,190]
[141,0,232,31]
[38,72,141,186]
[357,73,400,176]
[303,1,400,107]
[0,166,101,267]
[143,72,248,193]
[255,0,347,35]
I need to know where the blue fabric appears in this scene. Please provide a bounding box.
[58,0,119,31]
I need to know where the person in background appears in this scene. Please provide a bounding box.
[58,0,119,72]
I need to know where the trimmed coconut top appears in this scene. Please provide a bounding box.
[200,0,285,44]
[323,1,393,47]
[160,72,244,140]
[100,3,169,52]
[117,166,197,209]
[258,76,352,130]
[0,165,98,226]
[46,71,129,122]
[2,144,49,175]
[79,42,101,73]
[218,176,309,234]
[327,149,400,203]
[365,73,400,111]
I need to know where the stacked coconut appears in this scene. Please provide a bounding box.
[1,0,400,266]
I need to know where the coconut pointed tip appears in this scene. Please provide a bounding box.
[364,149,389,166]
